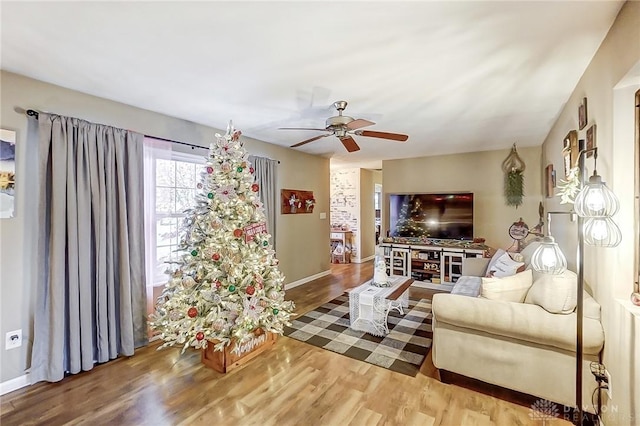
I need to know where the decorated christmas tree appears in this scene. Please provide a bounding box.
[150,123,294,353]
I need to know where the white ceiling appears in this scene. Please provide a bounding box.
[1,1,624,169]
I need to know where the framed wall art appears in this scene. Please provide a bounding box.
[586,124,596,158]
[563,130,578,177]
[578,97,588,130]
[545,164,555,198]
[0,128,16,219]
[281,189,315,214]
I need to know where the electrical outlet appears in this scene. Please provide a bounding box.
[605,369,612,399]
[5,329,22,350]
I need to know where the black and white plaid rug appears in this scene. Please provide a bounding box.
[283,294,433,376]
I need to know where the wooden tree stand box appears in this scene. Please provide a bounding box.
[201,328,277,373]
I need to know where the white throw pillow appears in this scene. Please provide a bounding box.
[485,249,506,276]
[488,252,525,278]
[481,269,533,303]
[525,270,578,314]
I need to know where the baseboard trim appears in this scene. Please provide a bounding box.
[352,255,374,263]
[285,270,331,290]
[0,373,30,396]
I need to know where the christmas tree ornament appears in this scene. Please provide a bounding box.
[188,307,198,318]
[228,285,236,292]
[233,229,243,238]
[251,183,259,192]
[191,250,198,256]
[207,192,214,199]
[272,308,279,315]
[206,166,213,174]
[246,285,255,295]
[196,331,205,341]
[236,166,243,172]
[249,167,254,174]
[212,253,220,261]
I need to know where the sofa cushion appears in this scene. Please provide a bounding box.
[431,293,604,354]
[481,269,532,302]
[525,270,577,314]
[488,251,525,278]
[450,276,482,297]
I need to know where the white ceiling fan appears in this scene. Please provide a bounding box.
[279,101,408,152]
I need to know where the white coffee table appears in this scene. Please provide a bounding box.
[348,276,414,336]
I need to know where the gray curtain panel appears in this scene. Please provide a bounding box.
[248,156,278,251]
[30,113,147,383]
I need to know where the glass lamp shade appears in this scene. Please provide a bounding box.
[530,236,567,275]
[574,174,620,217]
[583,217,622,247]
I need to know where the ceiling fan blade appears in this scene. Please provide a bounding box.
[339,135,360,152]
[290,133,331,148]
[346,119,375,130]
[279,127,328,131]
[356,130,408,142]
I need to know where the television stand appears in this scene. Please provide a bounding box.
[379,238,489,291]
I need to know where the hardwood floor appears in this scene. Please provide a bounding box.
[1,262,570,425]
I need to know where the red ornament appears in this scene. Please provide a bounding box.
[215,280,222,289]
[196,331,204,341]
[187,307,198,318]
[233,229,243,238]
[251,183,259,192]
[246,285,255,296]
[206,166,213,174]
[249,167,255,174]
[212,253,221,261]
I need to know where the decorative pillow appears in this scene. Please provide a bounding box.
[481,269,533,303]
[525,270,577,314]
[484,249,506,276]
[450,276,482,297]
[488,252,525,278]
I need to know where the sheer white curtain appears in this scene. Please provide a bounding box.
[248,156,278,251]
[143,138,172,292]
[31,113,146,383]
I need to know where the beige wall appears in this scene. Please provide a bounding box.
[540,2,640,423]
[382,146,543,250]
[359,169,376,261]
[0,71,330,383]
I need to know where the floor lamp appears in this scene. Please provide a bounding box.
[530,145,621,425]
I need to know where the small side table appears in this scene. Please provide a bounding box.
[330,230,352,263]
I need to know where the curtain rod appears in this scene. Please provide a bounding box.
[24,108,279,162]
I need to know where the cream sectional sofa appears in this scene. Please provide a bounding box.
[431,243,605,413]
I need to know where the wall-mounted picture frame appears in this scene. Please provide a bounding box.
[545,164,554,198]
[281,189,315,214]
[586,124,596,158]
[0,128,16,219]
[578,97,588,130]
[563,130,578,177]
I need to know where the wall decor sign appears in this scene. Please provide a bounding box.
[586,124,596,158]
[0,128,16,219]
[578,97,588,130]
[243,222,267,243]
[563,130,578,178]
[281,189,315,214]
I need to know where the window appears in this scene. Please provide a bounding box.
[144,140,205,286]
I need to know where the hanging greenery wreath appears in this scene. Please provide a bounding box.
[501,144,526,208]
[505,168,525,208]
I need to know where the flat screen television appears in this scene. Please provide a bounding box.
[389,193,474,240]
